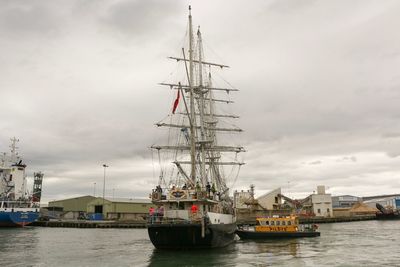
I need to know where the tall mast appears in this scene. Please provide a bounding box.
[188,6,196,184]
[197,27,207,186]
[207,72,221,190]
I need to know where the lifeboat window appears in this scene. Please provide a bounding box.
[276,221,280,226]
[282,221,286,226]
[270,221,275,226]
[265,221,269,225]
[288,221,292,225]
[256,220,261,226]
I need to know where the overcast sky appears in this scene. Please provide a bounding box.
[1,0,400,203]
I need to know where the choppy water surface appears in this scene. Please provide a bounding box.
[1,220,400,266]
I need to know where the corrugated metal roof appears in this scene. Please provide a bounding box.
[104,198,151,204]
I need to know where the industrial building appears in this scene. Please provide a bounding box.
[257,188,282,210]
[87,197,154,221]
[47,195,154,221]
[233,187,282,211]
[309,186,333,217]
[363,195,400,210]
[233,189,252,210]
[332,195,361,208]
[286,186,333,217]
[48,195,96,219]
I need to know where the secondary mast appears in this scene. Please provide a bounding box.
[188,6,196,184]
[197,27,207,186]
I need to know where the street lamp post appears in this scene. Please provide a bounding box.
[102,164,109,218]
[93,182,96,197]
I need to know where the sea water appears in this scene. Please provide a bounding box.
[1,220,399,266]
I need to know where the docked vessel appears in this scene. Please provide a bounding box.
[376,203,400,220]
[0,138,43,227]
[147,6,245,249]
[236,215,320,240]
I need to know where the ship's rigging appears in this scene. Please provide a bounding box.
[152,6,244,199]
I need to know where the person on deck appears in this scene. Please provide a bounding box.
[156,206,164,222]
[211,183,216,199]
[191,204,198,215]
[206,182,211,198]
[149,207,155,223]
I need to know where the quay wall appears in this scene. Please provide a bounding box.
[31,220,146,228]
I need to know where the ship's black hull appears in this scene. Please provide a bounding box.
[147,223,236,249]
[236,229,320,239]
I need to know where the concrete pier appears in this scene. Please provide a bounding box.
[31,220,147,228]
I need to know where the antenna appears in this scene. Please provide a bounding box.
[10,137,19,162]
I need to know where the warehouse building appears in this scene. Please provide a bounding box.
[363,195,400,210]
[332,195,361,208]
[297,186,333,218]
[48,195,96,219]
[257,188,282,210]
[47,195,155,221]
[87,197,154,221]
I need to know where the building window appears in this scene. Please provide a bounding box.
[317,209,321,214]
[327,208,330,213]
[275,196,278,203]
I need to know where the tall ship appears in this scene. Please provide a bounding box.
[147,6,245,249]
[0,138,43,227]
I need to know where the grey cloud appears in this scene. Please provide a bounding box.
[100,0,183,41]
[382,132,400,139]
[0,1,64,38]
[337,156,357,163]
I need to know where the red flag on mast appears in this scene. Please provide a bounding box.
[172,90,180,114]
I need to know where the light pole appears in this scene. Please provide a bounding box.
[93,182,96,197]
[102,164,109,217]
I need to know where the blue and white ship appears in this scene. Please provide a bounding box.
[0,138,43,227]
